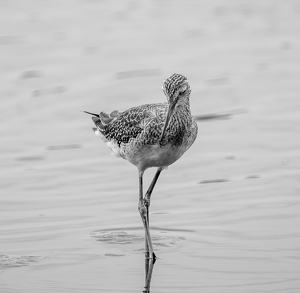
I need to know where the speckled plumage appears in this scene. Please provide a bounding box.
[86,73,198,172]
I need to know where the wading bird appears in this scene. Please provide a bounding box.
[84,73,197,265]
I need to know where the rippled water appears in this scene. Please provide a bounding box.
[1,1,300,292]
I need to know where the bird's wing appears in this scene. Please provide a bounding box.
[91,103,167,145]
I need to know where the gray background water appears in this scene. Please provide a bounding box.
[1,1,299,292]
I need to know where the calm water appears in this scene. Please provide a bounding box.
[1,1,300,292]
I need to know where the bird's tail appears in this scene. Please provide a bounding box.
[84,110,120,134]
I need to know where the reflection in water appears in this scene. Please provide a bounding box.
[91,229,186,291]
[0,254,48,270]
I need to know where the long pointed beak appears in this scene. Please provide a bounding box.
[159,104,174,144]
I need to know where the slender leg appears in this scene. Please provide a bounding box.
[139,169,161,292]
[145,236,149,282]
[138,172,150,283]
[144,167,162,212]
[138,171,155,260]
[144,167,162,264]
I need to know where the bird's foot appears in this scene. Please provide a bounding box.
[145,251,157,262]
[152,252,157,264]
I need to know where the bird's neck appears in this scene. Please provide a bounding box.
[174,96,191,115]
[168,99,192,132]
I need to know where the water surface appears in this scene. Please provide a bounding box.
[1,1,300,292]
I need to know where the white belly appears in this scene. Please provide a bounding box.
[124,144,184,172]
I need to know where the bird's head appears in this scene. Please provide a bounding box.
[162,73,190,107]
[160,73,191,143]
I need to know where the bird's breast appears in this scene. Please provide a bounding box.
[124,143,184,172]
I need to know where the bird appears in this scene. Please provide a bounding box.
[84,73,198,262]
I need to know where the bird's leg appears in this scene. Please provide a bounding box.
[138,170,159,293]
[138,171,155,261]
[138,173,150,284]
[144,167,162,215]
[143,256,155,293]
[145,232,150,271]
[144,168,161,258]
[143,167,162,264]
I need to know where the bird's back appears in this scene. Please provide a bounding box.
[92,102,167,144]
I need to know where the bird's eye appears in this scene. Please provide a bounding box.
[180,85,187,94]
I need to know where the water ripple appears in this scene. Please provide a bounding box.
[0,254,48,270]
